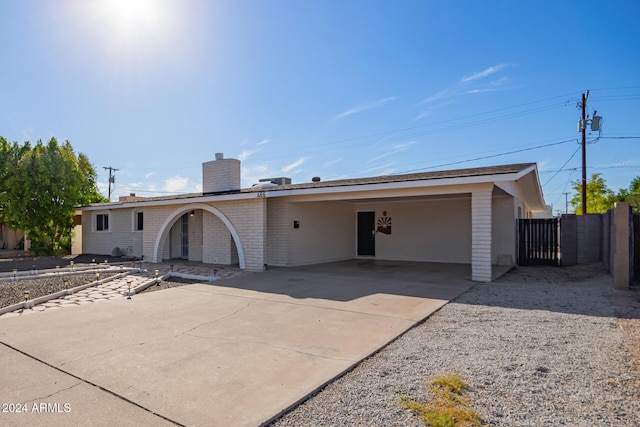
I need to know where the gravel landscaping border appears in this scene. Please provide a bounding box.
[271,263,640,426]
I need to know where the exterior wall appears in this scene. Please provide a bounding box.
[71,224,82,255]
[0,223,25,250]
[81,209,142,256]
[145,199,266,270]
[266,198,291,266]
[357,198,472,263]
[267,199,354,267]
[203,211,233,264]
[188,210,203,262]
[492,195,516,265]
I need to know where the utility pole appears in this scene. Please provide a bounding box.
[103,166,119,201]
[580,90,588,215]
[563,192,569,214]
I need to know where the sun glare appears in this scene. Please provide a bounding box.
[97,0,167,41]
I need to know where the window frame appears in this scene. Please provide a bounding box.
[94,212,110,232]
[133,210,144,232]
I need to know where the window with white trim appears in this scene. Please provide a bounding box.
[135,211,144,231]
[95,213,110,232]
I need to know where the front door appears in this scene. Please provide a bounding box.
[357,211,375,256]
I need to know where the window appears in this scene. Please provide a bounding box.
[136,211,144,231]
[96,213,109,231]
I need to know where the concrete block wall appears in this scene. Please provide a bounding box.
[560,215,578,266]
[577,214,602,264]
[357,198,472,263]
[472,188,493,282]
[612,202,632,289]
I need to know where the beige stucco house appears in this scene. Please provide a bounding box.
[77,153,546,282]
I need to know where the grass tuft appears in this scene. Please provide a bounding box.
[399,374,480,427]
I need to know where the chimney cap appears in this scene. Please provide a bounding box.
[215,153,224,160]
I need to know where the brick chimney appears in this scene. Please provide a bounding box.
[202,153,241,194]
[119,193,145,202]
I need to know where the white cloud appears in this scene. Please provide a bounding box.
[323,157,343,168]
[333,97,397,120]
[414,111,432,121]
[163,175,189,193]
[144,171,156,179]
[238,148,257,161]
[282,157,309,173]
[461,64,509,83]
[419,64,514,106]
[240,162,280,188]
[368,141,415,163]
[257,138,270,146]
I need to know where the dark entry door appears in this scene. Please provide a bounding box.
[357,211,375,256]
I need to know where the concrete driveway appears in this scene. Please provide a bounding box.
[0,260,475,426]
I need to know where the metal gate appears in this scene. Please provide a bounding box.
[517,218,560,266]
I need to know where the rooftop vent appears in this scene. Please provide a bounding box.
[312,176,321,182]
[259,177,291,186]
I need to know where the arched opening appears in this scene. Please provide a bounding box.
[152,204,246,269]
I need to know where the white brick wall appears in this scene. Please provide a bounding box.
[266,198,290,266]
[188,210,203,262]
[472,189,493,282]
[202,211,232,264]
[202,158,241,194]
[145,199,266,270]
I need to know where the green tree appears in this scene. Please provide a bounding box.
[1,137,106,254]
[615,176,640,212]
[570,173,615,214]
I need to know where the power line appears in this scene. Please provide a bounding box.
[543,146,580,186]
[394,139,576,174]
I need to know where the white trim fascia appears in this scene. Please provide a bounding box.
[80,169,534,211]
[80,191,260,211]
[268,173,519,199]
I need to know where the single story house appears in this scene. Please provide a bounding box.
[77,153,546,282]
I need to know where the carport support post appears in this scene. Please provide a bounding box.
[472,189,493,282]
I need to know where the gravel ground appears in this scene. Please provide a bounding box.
[271,263,640,427]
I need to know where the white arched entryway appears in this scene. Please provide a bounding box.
[152,203,246,269]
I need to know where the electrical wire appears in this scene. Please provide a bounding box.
[394,139,576,174]
[543,146,581,186]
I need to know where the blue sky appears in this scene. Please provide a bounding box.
[1,0,639,213]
